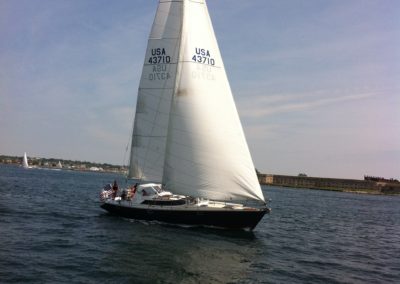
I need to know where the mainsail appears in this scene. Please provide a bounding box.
[129,0,264,203]
[128,0,182,181]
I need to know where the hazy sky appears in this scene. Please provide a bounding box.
[1,0,399,179]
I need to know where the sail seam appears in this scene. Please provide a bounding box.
[149,37,180,40]
[139,87,174,89]
[180,61,222,68]
[143,63,178,66]
[133,135,166,138]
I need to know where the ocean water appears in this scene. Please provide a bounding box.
[0,164,399,283]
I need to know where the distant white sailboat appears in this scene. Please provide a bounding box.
[100,0,270,230]
[57,161,62,169]
[22,152,31,169]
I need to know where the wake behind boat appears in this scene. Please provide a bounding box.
[100,0,270,230]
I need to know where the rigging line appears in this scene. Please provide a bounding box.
[143,62,178,67]
[157,0,185,4]
[148,37,180,40]
[123,96,136,173]
[139,87,175,90]
[133,118,168,131]
[133,134,166,138]
[180,61,222,69]
[135,99,171,115]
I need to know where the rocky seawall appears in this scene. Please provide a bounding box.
[258,174,400,195]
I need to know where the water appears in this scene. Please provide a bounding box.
[0,164,399,283]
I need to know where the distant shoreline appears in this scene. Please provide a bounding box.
[0,163,126,176]
[0,155,126,175]
[2,155,399,195]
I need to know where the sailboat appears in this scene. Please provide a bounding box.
[22,152,31,169]
[100,0,270,230]
[57,161,62,169]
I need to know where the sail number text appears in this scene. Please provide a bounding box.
[148,48,171,64]
[148,48,171,80]
[192,48,215,66]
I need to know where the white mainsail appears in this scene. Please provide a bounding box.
[129,0,264,203]
[22,152,29,169]
[128,0,182,181]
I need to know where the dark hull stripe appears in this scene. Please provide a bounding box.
[101,203,268,230]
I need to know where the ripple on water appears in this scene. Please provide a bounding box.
[0,166,399,283]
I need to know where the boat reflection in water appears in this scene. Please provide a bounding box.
[97,219,265,283]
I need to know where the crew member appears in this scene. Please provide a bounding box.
[112,180,118,199]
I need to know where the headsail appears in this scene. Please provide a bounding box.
[128,0,183,181]
[162,0,265,202]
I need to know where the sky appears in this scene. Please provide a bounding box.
[1,0,399,179]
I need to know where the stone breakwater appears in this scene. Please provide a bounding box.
[258,174,400,195]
